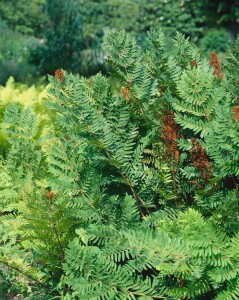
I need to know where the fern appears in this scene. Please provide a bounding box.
[1,30,239,299]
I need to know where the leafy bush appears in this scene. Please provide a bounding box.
[0,0,47,36]
[200,29,232,53]
[0,22,39,85]
[0,31,239,299]
[0,77,52,157]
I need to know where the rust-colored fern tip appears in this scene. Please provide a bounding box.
[210,52,224,80]
[162,110,180,163]
[120,86,130,102]
[119,83,132,102]
[55,69,64,81]
[46,191,56,200]
[190,138,211,181]
[233,106,239,123]
[192,60,198,68]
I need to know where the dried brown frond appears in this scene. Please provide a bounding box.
[161,110,180,163]
[55,69,64,81]
[46,191,56,200]
[120,86,131,102]
[192,60,198,68]
[210,52,224,80]
[233,106,239,123]
[190,138,212,181]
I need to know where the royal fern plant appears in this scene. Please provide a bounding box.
[0,30,239,299]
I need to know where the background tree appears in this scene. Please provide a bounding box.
[0,0,47,35]
[137,0,206,43]
[202,0,239,37]
[30,0,83,75]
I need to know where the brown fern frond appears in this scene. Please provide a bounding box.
[190,138,212,181]
[233,106,239,123]
[192,60,198,68]
[46,191,56,200]
[210,52,224,80]
[161,110,180,163]
[55,69,64,81]
[120,86,130,102]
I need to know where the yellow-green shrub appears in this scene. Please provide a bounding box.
[0,77,53,155]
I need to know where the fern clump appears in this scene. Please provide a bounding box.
[0,30,239,299]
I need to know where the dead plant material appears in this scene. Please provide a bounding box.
[46,191,56,200]
[190,138,212,181]
[55,69,64,81]
[233,106,239,123]
[120,86,131,102]
[210,52,224,80]
[192,60,198,68]
[120,82,133,102]
[162,110,180,163]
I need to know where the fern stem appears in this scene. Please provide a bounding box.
[128,291,166,299]
[0,259,45,285]
[103,146,150,217]
[49,201,65,261]
[122,174,149,216]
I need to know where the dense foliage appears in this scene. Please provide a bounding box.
[30,0,83,75]
[0,30,239,299]
[0,0,47,35]
[0,22,40,85]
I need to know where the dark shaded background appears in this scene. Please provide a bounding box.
[0,0,238,84]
